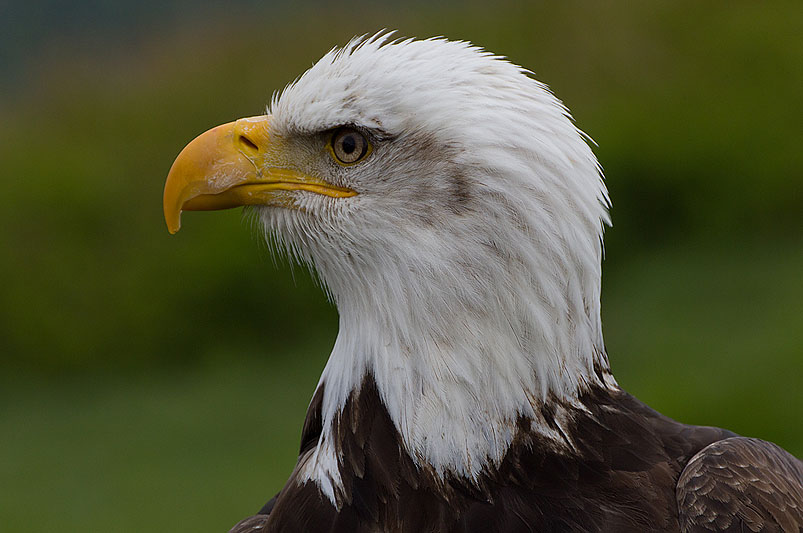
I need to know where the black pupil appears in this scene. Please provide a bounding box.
[341,134,356,154]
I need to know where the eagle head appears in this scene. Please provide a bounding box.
[164,34,614,486]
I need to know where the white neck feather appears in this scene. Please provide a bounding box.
[257,36,618,504]
[293,190,616,501]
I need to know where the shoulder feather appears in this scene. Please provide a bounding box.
[677,436,803,532]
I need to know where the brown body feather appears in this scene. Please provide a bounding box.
[228,376,802,532]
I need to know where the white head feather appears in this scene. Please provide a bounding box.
[257,34,615,502]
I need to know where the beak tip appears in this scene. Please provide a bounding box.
[165,211,182,234]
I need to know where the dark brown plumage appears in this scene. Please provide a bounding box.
[229,377,802,532]
[677,438,803,532]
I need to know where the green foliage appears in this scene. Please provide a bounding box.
[1,0,801,372]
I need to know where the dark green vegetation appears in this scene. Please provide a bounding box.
[1,1,801,531]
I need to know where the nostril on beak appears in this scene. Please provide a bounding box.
[237,134,259,154]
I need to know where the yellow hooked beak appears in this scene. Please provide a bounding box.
[163,115,357,234]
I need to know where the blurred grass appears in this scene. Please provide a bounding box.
[1,1,801,531]
[0,345,330,532]
[604,238,803,452]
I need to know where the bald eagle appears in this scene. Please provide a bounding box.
[163,35,802,532]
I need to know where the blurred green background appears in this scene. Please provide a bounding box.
[1,1,801,531]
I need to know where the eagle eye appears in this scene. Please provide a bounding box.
[330,128,370,165]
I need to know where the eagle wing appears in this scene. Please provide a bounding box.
[227,496,276,533]
[676,436,803,532]
[228,515,269,533]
